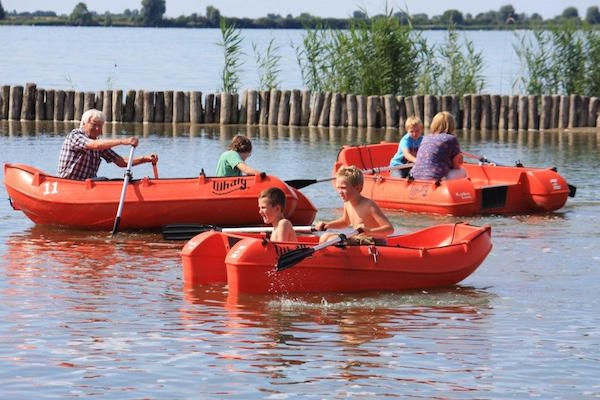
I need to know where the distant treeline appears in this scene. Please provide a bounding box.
[1,0,600,29]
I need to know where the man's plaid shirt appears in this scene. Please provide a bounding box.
[57,128,120,180]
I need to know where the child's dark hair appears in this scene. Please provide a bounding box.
[229,135,252,153]
[259,187,286,209]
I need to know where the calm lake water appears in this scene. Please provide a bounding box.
[1,120,599,398]
[0,25,521,94]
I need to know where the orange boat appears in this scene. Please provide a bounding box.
[182,223,492,294]
[3,163,317,230]
[334,142,575,215]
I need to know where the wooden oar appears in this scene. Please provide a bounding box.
[152,162,159,179]
[285,163,414,190]
[111,146,135,236]
[162,224,317,240]
[276,229,362,272]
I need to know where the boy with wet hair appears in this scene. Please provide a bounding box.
[258,187,297,242]
[315,166,394,244]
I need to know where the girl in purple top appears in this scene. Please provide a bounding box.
[410,112,466,181]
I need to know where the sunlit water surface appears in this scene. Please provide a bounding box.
[1,122,599,398]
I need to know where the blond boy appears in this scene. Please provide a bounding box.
[316,166,394,244]
[389,116,423,178]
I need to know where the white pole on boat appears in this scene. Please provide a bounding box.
[112,146,135,236]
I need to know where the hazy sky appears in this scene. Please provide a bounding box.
[2,0,598,19]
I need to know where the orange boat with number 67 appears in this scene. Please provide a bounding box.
[334,142,576,216]
[3,163,317,230]
[182,223,492,294]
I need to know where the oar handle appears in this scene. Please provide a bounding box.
[152,162,159,179]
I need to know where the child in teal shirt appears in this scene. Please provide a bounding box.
[215,135,261,177]
[389,116,423,178]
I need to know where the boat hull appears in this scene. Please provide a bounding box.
[334,143,572,215]
[182,223,492,294]
[4,163,317,230]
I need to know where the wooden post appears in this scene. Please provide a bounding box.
[102,90,113,122]
[289,89,301,126]
[318,92,332,127]
[580,96,589,127]
[21,83,36,120]
[568,94,580,128]
[402,96,413,118]
[35,89,45,121]
[346,94,357,127]
[423,95,436,130]
[462,94,471,129]
[143,91,154,123]
[471,94,481,130]
[246,90,257,125]
[74,92,85,121]
[0,85,9,120]
[517,95,528,130]
[340,93,347,127]
[95,91,103,111]
[366,95,378,127]
[540,95,552,130]
[329,92,343,127]
[268,89,281,126]
[588,97,599,127]
[220,93,232,125]
[173,91,185,123]
[84,92,96,113]
[190,91,203,123]
[124,90,135,122]
[278,90,291,125]
[356,95,367,127]
[9,85,23,120]
[551,95,560,129]
[497,95,507,130]
[527,95,539,130]
[451,95,461,129]
[151,91,163,123]
[397,96,406,131]
[44,89,54,121]
[377,95,386,128]
[164,90,174,123]
[214,94,221,123]
[237,90,247,125]
[481,94,491,130]
[490,95,500,130]
[134,90,144,123]
[309,92,323,127]
[184,92,191,123]
[507,95,518,130]
[258,90,269,125]
[300,90,311,126]
[558,95,569,129]
[383,94,398,128]
[64,91,75,121]
[54,90,65,121]
[413,95,424,122]
[112,90,123,122]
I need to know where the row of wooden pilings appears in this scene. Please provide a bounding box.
[1,83,599,130]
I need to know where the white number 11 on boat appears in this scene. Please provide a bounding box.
[43,181,58,195]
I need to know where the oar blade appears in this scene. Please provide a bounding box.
[285,179,317,190]
[568,184,577,198]
[161,224,219,240]
[276,247,315,271]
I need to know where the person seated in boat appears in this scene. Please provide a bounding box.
[389,116,423,178]
[315,166,394,245]
[258,187,297,242]
[215,135,261,177]
[57,109,158,180]
[409,111,467,181]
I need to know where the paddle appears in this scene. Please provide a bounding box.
[162,224,317,240]
[111,146,135,236]
[462,151,501,166]
[285,163,414,190]
[276,228,362,272]
[152,161,159,179]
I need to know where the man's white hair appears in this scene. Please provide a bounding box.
[80,109,106,128]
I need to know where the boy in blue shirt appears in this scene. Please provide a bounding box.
[389,116,423,178]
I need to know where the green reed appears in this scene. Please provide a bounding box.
[218,18,244,93]
[514,22,600,96]
[252,38,282,90]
